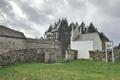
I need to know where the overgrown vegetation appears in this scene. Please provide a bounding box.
[0,60,120,80]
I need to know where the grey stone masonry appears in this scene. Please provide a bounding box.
[0,48,59,66]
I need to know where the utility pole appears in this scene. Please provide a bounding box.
[105,49,108,63]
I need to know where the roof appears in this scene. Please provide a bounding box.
[75,32,99,41]
[99,32,109,41]
[75,32,109,42]
[0,25,26,39]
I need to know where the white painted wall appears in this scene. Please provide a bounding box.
[76,33,102,51]
[71,41,93,59]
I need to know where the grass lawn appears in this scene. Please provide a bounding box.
[0,60,120,80]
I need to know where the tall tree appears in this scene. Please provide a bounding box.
[47,25,52,32]
[88,22,98,33]
[55,18,71,54]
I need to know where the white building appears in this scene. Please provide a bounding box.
[71,24,109,59]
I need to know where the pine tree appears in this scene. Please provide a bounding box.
[47,25,52,32]
[88,22,98,33]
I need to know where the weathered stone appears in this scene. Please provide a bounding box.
[0,48,60,66]
[89,50,120,61]
[65,50,77,61]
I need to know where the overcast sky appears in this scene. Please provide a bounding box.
[0,0,120,45]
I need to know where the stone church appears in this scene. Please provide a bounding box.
[70,22,109,59]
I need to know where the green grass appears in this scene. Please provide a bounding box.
[0,60,120,80]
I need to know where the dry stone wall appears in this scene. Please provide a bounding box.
[26,38,52,49]
[0,49,43,66]
[65,50,77,61]
[0,37,54,53]
[0,48,58,66]
[0,37,26,53]
[89,50,120,61]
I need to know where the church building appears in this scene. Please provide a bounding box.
[71,22,109,59]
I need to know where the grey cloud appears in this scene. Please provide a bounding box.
[12,0,55,25]
[0,0,120,45]
[88,0,120,18]
[101,20,120,45]
[67,0,86,9]
[1,14,33,31]
[0,0,14,16]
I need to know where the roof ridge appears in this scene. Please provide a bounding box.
[0,25,23,34]
[0,25,26,38]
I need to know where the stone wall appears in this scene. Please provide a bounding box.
[0,36,26,53]
[0,36,55,53]
[89,50,120,61]
[0,26,54,52]
[0,25,27,53]
[0,48,59,66]
[89,51,106,61]
[65,49,77,61]
[26,38,53,49]
[0,36,63,63]
[44,52,56,63]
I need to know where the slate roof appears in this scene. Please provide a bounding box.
[75,32,99,41]
[75,32,109,42]
[0,25,26,39]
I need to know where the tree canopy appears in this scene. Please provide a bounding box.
[88,22,98,33]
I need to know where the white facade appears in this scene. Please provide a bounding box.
[76,33,102,51]
[71,41,93,59]
[71,25,103,59]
